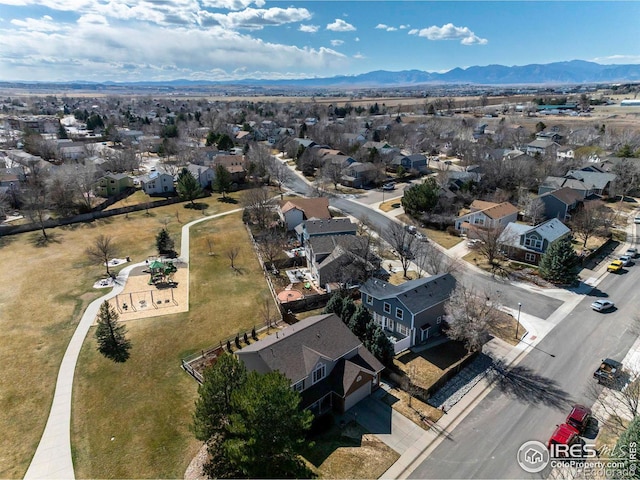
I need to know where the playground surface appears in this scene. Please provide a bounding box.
[102,264,189,322]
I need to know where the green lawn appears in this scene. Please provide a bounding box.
[0,194,241,478]
[72,210,271,478]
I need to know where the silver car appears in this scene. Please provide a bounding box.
[591,300,615,312]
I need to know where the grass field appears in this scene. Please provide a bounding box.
[71,209,270,478]
[0,194,241,478]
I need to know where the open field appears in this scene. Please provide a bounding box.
[0,194,241,478]
[71,209,270,478]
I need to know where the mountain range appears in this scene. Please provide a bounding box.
[5,60,640,89]
[117,60,640,88]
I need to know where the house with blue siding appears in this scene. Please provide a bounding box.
[359,273,457,354]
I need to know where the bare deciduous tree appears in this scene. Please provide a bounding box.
[242,187,273,230]
[571,200,609,248]
[227,247,240,270]
[86,234,118,276]
[413,241,460,277]
[388,221,417,278]
[444,283,501,352]
[474,225,506,272]
[257,230,285,268]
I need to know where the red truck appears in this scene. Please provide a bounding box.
[547,423,581,456]
[566,405,592,434]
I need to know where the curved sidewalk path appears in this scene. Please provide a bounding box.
[25,207,242,480]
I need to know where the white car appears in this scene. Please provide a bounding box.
[634,217,640,224]
[626,248,638,258]
[619,255,632,266]
[467,239,482,248]
[591,300,615,312]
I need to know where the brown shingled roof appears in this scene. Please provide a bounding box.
[280,197,331,220]
[482,202,519,220]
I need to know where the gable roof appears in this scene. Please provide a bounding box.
[539,187,583,205]
[304,218,357,236]
[499,218,570,248]
[236,314,383,384]
[466,200,518,220]
[360,273,457,316]
[280,197,331,220]
[541,176,594,192]
[565,170,616,190]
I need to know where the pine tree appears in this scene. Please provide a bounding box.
[323,292,345,317]
[213,164,232,199]
[348,305,372,339]
[176,168,203,207]
[538,236,579,285]
[155,228,175,256]
[365,324,394,366]
[95,301,131,362]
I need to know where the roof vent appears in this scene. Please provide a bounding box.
[270,348,275,357]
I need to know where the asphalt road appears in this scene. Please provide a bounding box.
[409,262,640,479]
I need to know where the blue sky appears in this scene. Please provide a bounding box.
[0,1,639,82]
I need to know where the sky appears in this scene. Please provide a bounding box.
[0,1,639,83]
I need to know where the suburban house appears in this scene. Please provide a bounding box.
[279,197,331,231]
[538,187,583,221]
[556,146,576,162]
[342,133,366,146]
[95,173,134,197]
[538,176,595,199]
[186,164,216,189]
[306,235,379,287]
[341,162,378,188]
[526,138,560,157]
[235,313,384,414]
[536,130,563,143]
[139,171,175,195]
[359,274,457,354]
[212,154,247,183]
[498,218,571,265]
[295,218,357,245]
[454,200,519,236]
[565,170,616,197]
[389,153,428,173]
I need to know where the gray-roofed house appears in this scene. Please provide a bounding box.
[389,154,428,173]
[565,170,616,197]
[341,162,378,188]
[295,218,357,245]
[526,138,560,156]
[498,218,571,265]
[537,176,595,199]
[235,313,384,414]
[139,171,175,195]
[186,164,216,189]
[359,274,457,354]
[538,187,583,221]
[306,235,380,287]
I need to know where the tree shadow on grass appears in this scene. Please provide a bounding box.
[217,196,238,204]
[0,235,17,249]
[488,360,572,410]
[28,231,62,248]
[184,202,208,210]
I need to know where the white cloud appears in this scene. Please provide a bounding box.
[353,53,365,59]
[375,23,397,32]
[10,15,63,32]
[0,20,349,81]
[326,18,355,32]
[77,14,108,25]
[591,54,640,64]
[299,24,319,33]
[399,24,410,29]
[409,23,487,45]
[330,39,343,46]
[354,36,360,42]
[200,7,311,30]
[200,0,265,11]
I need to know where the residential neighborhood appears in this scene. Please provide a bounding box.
[1,86,640,480]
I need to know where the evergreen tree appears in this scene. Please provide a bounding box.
[612,415,640,479]
[95,301,131,362]
[323,292,345,317]
[401,177,439,215]
[213,164,233,199]
[365,324,394,366]
[341,296,356,322]
[538,236,579,285]
[57,124,68,139]
[176,168,203,206]
[348,305,372,339]
[155,228,175,256]
[224,371,313,478]
[217,133,234,151]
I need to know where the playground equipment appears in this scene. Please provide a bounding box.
[148,259,178,286]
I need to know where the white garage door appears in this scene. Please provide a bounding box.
[344,381,371,412]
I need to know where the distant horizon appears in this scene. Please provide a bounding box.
[1,1,639,83]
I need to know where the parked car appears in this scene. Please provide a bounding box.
[547,423,581,452]
[591,299,615,312]
[415,232,428,242]
[594,358,623,385]
[566,405,592,434]
[607,260,624,273]
[405,225,417,234]
[382,182,396,191]
[634,217,640,224]
[626,247,638,258]
[619,255,632,266]
[467,239,482,248]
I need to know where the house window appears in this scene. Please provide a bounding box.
[525,252,536,262]
[383,302,391,314]
[397,323,410,337]
[387,319,395,332]
[524,237,542,250]
[473,217,485,225]
[293,380,304,392]
[366,294,373,305]
[396,308,403,320]
[312,363,326,384]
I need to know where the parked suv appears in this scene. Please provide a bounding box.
[566,405,592,433]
